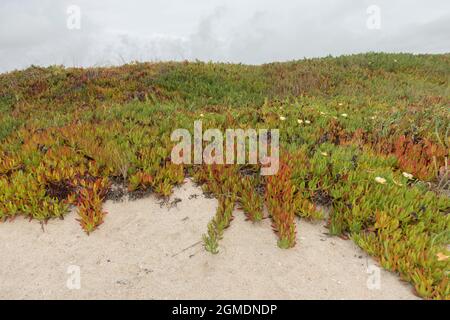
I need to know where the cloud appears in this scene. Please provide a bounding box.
[0,0,102,70]
[0,0,448,72]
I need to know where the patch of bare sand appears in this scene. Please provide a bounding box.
[0,179,417,299]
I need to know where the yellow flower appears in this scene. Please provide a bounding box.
[320,152,328,156]
[436,252,449,261]
[338,103,344,106]
[279,116,286,121]
[297,119,303,124]
[200,113,204,117]
[375,177,387,184]
[402,172,413,180]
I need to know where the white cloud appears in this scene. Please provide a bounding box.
[0,0,449,72]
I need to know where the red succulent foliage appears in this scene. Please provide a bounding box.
[265,157,297,249]
[75,177,110,234]
[393,135,447,180]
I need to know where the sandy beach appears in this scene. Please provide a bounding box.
[0,179,418,300]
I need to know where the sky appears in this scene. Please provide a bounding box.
[0,0,449,72]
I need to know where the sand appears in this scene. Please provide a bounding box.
[0,179,418,300]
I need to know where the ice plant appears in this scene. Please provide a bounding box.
[75,177,110,234]
[265,158,297,249]
[392,135,447,180]
[0,54,448,299]
[238,176,263,222]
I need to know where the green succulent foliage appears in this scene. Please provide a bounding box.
[0,53,449,298]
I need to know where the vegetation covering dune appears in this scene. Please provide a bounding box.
[0,53,449,299]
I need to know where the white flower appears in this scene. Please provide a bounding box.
[341,113,348,118]
[370,116,376,120]
[297,119,303,124]
[304,120,311,124]
[200,113,204,117]
[338,103,344,106]
[280,116,286,121]
[402,172,414,180]
[375,177,387,184]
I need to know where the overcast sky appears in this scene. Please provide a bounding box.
[0,0,449,72]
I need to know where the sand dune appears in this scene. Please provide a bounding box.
[0,179,417,299]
